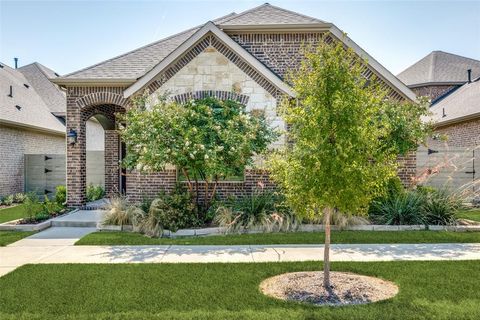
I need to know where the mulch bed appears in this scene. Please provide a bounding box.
[260,271,398,306]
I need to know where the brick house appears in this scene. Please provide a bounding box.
[398,51,480,190]
[52,3,416,207]
[0,61,104,197]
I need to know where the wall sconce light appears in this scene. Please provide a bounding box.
[67,129,77,145]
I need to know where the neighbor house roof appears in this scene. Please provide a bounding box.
[18,62,66,114]
[0,62,65,134]
[397,51,480,87]
[53,3,415,101]
[429,78,480,126]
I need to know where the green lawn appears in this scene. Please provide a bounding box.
[76,229,480,246]
[0,231,34,246]
[0,261,478,319]
[0,204,28,224]
[457,209,480,222]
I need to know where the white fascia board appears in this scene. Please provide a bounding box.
[124,21,295,98]
[329,25,417,102]
[0,118,65,136]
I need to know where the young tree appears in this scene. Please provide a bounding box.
[269,38,430,288]
[118,96,276,216]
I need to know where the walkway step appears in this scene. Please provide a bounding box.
[51,220,97,228]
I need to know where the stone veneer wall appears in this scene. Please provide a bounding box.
[0,125,65,196]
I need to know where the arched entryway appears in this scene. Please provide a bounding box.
[66,91,129,207]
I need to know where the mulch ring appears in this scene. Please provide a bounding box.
[260,271,398,306]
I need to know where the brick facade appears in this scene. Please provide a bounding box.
[411,85,458,102]
[65,32,413,206]
[0,125,65,197]
[429,118,480,148]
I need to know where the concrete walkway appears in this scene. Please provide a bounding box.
[2,226,480,277]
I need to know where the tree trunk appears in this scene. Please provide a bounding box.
[323,207,332,289]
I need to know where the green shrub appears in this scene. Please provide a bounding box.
[423,188,462,225]
[369,191,426,225]
[55,185,67,205]
[2,195,14,206]
[214,190,299,233]
[138,186,198,237]
[41,195,63,216]
[23,192,42,220]
[86,184,105,202]
[13,193,26,203]
[34,212,50,222]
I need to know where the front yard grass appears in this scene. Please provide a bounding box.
[0,261,478,319]
[0,231,34,246]
[457,208,480,222]
[75,230,480,246]
[0,204,28,224]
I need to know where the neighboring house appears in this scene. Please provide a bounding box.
[398,51,480,191]
[52,3,416,207]
[398,51,480,103]
[0,61,104,197]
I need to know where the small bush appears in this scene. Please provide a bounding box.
[23,192,42,220]
[214,190,298,233]
[2,195,14,206]
[369,191,426,225]
[13,193,26,203]
[137,186,198,237]
[41,195,63,216]
[55,185,67,205]
[423,188,462,225]
[86,184,105,202]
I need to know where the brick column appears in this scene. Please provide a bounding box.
[397,152,417,187]
[105,130,120,195]
[66,104,87,207]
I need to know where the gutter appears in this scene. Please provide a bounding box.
[0,119,65,136]
[434,112,480,128]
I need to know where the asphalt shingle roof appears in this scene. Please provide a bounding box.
[61,4,326,80]
[0,63,65,133]
[429,79,480,125]
[18,63,66,113]
[219,3,325,25]
[397,51,480,87]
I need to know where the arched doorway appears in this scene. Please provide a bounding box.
[66,92,128,207]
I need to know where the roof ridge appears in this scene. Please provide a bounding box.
[219,2,325,25]
[62,12,238,79]
[433,50,480,63]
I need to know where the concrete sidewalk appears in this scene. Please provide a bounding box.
[1,226,480,277]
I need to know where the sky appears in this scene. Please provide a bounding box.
[0,0,479,76]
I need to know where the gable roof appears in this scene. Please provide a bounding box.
[219,3,325,25]
[53,3,415,101]
[398,51,480,87]
[123,21,295,97]
[429,78,480,126]
[18,62,66,113]
[0,63,65,134]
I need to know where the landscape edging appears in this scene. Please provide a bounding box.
[0,209,79,231]
[96,223,480,237]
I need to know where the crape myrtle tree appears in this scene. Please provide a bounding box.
[118,95,277,217]
[269,38,430,289]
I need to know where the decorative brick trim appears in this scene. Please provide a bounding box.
[172,90,250,105]
[76,91,130,110]
[146,34,280,97]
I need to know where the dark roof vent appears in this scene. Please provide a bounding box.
[442,108,446,118]
[15,105,21,110]
[54,72,60,77]
[0,64,4,68]
[467,69,472,83]
[14,57,18,69]
[24,84,30,88]
[8,85,13,97]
